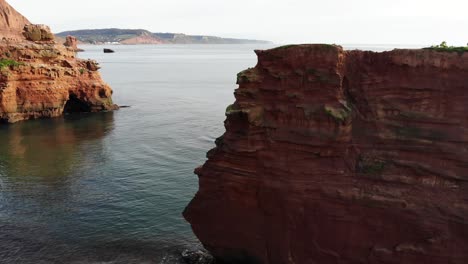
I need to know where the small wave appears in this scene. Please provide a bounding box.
[0,226,202,264]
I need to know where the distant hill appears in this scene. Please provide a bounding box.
[56,28,271,45]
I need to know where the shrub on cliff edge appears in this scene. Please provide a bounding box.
[426,41,468,53]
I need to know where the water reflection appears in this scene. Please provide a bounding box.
[0,112,115,178]
[0,111,198,263]
[0,45,265,262]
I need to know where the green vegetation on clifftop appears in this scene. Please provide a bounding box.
[426,41,468,54]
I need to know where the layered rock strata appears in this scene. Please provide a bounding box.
[0,0,117,123]
[184,44,468,264]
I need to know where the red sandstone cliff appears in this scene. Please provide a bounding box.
[184,45,468,264]
[0,0,30,40]
[0,0,117,123]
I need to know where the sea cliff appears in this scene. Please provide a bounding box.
[0,0,117,123]
[184,44,468,264]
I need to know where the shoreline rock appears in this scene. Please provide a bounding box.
[64,35,84,52]
[0,0,118,124]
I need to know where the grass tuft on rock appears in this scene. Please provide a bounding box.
[0,59,23,69]
[226,103,241,115]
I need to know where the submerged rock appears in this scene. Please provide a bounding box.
[181,249,214,264]
[184,44,468,263]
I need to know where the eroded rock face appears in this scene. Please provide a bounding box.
[0,0,117,123]
[0,0,30,40]
[22,24,54,42]
[184,45,468,264]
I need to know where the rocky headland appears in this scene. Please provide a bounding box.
[56,28,272,45]
[0,0,117,123]
[184,44,468,263]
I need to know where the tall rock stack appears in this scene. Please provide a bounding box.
[184,44,468,264]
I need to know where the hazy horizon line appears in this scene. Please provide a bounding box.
[54,27,441,47]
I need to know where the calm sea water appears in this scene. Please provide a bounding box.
[0,44,423,263]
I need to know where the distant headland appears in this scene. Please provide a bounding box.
[56,28,272,45]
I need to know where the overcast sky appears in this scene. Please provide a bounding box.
[7,0,468,45]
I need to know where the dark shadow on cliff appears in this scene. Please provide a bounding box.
[63,93,92,113]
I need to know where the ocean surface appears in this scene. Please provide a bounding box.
[0,44,424,263]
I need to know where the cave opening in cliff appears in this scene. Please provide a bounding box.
[64,93,91,113]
